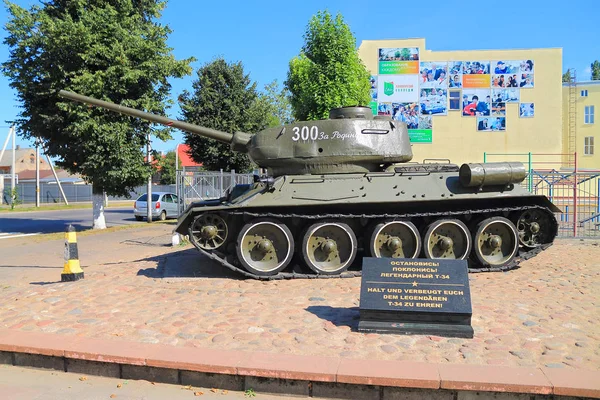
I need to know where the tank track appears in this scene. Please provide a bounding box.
[192,204,558,281]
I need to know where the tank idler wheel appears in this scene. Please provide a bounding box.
[189,213,228,251]
[236,218,294,276]
[472,217,519,267]
[514,209,554,248]
[369,220,421,259]
[423,219,471,260]
[302,221,357,275]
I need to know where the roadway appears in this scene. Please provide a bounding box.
[0,207,144,238]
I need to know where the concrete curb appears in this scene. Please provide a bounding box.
[0,329,598,399]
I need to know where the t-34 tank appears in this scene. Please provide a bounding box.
[59,90,560,279]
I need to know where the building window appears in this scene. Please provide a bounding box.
[584,137,594,155]
[448,90,461,110]
[580,89,588,97]
[584,105,595,124]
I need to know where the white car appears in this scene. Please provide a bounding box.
[133,192,180,221]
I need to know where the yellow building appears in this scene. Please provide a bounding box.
[562,80,599,170]
[358,38,564,168]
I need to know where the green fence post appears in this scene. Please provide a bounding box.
[528,152,533,192]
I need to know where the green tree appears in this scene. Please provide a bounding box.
[562,70,572,83]
[400,48,411,61]
[2,0,194,228]
[591,60,600,80]
[157,150,179,185]
[260,79,294,127]
[285,10,371,121]
[179,57,269,172]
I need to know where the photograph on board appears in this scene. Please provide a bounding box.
[370,89,377,101]
[463,61,490,75]
[477,117,506,131]
[492,74,520,88]
[520,60,534,73]
[379,47,419,61]
[418,115,432,129]
[377,102,392,116]
[392,102,419,128]
[520,103,534,117]
[462,89,491,116]
[519,74,534,88]
[493,60,520,74]
[420,88,447,115]
[419,62,448,89]
[370,75,377,89]
[449,62,463,88]
[493,88,520,103]
[492,95,506,115]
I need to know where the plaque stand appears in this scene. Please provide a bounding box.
[358,311,474,338]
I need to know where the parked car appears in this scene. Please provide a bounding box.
[133,192,181,221]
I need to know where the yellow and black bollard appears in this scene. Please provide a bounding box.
[61,224,84,281]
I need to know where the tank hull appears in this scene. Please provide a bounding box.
[175,167,559,279]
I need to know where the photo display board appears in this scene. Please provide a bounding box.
[371,49,536,143]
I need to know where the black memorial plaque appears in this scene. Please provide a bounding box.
[358,258,474,338]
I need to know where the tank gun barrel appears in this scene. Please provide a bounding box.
[58,90,236,144]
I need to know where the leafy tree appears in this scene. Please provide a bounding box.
[285,10,371,121]
[260,79,294,127]
[562,70,572,83]
[591,60,600,80]
[179,57,269,172]
[157,150,179,185]
[2,0,194,228]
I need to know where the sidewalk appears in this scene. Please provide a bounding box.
[0,227,598,398]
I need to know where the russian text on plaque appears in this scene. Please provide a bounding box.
[358,258,474,338]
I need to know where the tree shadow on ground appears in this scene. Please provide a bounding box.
[305,305,360,331]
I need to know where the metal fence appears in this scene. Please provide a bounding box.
[529,169,600,238]
[1,181,176,205]
[176,168,254,214]
[4,167,600,238]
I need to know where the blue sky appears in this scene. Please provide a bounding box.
[0,0,598,154]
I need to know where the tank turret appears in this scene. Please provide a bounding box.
[58,90,413,176]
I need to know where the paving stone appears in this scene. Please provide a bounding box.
[0,238,598,371]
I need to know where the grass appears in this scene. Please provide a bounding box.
[0,201,134,213]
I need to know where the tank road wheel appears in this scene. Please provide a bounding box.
[472,217,519,267]
[302,221,357,275]
[236,218,294,276]
[189,213,228,251]
[369,220,421,259]
[514,209,555,248]
[423,219,471,260]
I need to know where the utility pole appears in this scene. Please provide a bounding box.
[11,126,15,205]
[146,133,152,223]
[35,138,40,207]
[175,144,179,199]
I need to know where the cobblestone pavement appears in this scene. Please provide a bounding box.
[0,227,598,371]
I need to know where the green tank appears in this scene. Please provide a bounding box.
[59,90,560,279]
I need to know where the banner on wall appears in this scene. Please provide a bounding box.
[462,61,491,88]
[370,49,537,142]
[491,60,535,88]
[378,47,419,74]
[377,75,419,102]
[408,129,432,143]
[477,117,506,131]
[419,62,448,89]
[448,62,463,88]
